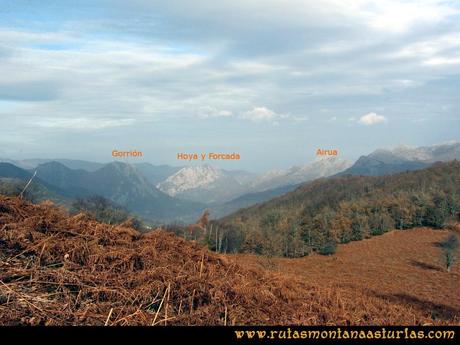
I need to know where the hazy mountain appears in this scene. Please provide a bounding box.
[34,161,91,197]
[0,159,50,170]
[250,157,352,192]
[207,158,351,218]
[51,159,104,172]
[5,142,458,222]
[339,156,429,176]
[0,160,205,222]
[157,159,350,205]
[158,165,223,195]
[157,165,256,204]
[133,163,182,185]
[0,163,73,204]
[0,162,34,180]
[210,183,299,218]
[390,142,460,162]
[340,142,460,176]
[0,158,103,172]
[34,161,205,222]
[222,169,258,185]
[0,177,73,206]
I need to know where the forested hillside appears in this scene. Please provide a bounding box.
[1,196,457,325]
[216,161,460,257]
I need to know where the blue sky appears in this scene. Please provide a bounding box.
[0,0,459,172]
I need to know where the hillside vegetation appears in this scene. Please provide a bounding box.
[0,196,457,325]
[217,161,460,257]
[0,177,72,206]
[233,227,460,323]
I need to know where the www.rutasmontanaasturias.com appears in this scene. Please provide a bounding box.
[233,327,456,341]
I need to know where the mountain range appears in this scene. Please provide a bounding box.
[0,158,104,172]
[157,165,257,204]
[1,141,459,222]
[0,161,204,222]
[339,142,460,176]
[157,157,351,205]
[250,157,352,191]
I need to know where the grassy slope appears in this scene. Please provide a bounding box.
[231,227,460,323]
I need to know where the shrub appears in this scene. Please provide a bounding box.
[440,234,459,272]
[71,195,143,230]
[319,241,337,255]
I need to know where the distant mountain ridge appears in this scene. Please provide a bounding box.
[0,161,205,222]
[0,158,105,172]
[158,165,223,196]
[133,163,182,185]
[34,161,205,222]
[251,157,352,192]
[2,141,459,221]
[387,142,460,162]
[157,165,256,204]
[156,158,351,205]
[209,183,300,219]
[0,162,75,204]
[339,142,460,176]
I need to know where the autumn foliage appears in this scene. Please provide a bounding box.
[1,196,457,325]
[218,161,460,257]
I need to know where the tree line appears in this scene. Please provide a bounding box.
[205,161,460,257]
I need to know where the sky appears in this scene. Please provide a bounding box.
[0,0,459,172]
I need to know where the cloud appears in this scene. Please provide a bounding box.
[423,57,460,66]
[0,3,458,127]
[240,106,286,124]
[196,106,233,119]
[291,115,309,122]
[120,0,457,38]
[31,117,136,130]
[392,34,460,59]
[0,29,74,46]
[389,33,460,67]
[365,0,455,34]
[358,112,387,125]
[0,80,61,102]
[0,1,459,168]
